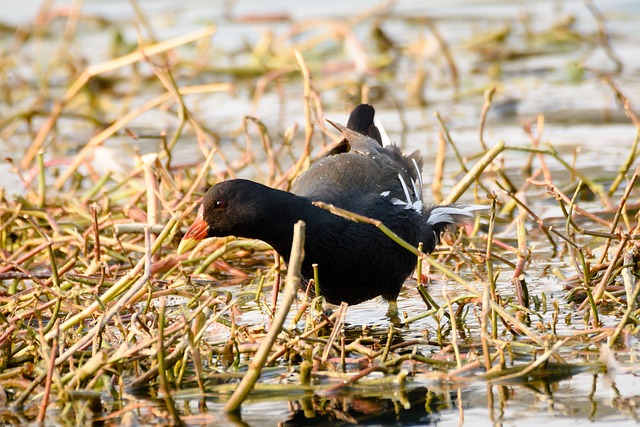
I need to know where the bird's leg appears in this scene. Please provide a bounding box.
[386,299,399,318]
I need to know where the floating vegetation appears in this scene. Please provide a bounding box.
[0,1,639,425]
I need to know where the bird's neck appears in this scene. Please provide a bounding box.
[250,190,334,263]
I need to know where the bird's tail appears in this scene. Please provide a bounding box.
[420,205,485,252]
[425,205,486,230]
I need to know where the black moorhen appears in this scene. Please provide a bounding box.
[178,104,479,317]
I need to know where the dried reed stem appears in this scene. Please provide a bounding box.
[224,220,305,413]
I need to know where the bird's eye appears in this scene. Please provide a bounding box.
[213,199,226,209]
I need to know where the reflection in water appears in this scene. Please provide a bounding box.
[279,372,580,426]
[281,387,446,426]
[62,370,635,426]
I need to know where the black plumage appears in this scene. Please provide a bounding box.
[179,104,478,315]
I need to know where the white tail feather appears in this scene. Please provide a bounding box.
[374,118,392,147]
[427,205,485,226]
[394,174,424,213]
[410,177,421,203]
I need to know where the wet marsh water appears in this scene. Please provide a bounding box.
[2,0,640,426]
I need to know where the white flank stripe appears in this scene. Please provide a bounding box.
[411,158,423,196]
[410,178,421,203]
[398,174,412,206]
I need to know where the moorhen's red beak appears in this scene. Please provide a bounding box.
[178,205,208,254]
